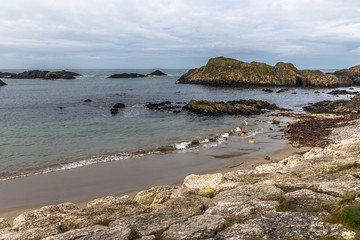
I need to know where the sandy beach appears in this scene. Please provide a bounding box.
[0,115,304,221]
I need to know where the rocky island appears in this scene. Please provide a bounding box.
[0,70,81,80]
[108,70,167,78]
[178,57,359,87]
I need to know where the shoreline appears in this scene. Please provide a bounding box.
[0,114,300,221]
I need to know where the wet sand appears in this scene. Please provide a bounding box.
[0,116,305,221]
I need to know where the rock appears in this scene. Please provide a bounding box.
[108,73,146,78]
[183,99,277,116]
[60,199,149,232]
[0,72,17,78]
[276,88,289,93]
[223,170,272,184]
[178,57,346,87]
[113,103,126,109]
[109,212,191,237]
[145,101,183,113]
[134,185,179,205]
[0,218,10,229]
[182,173,223,197]
[147,70,167,76]
[15,70,49,79]
[86,195,130,208]
[215,212,355,240]
[333,66,360,85]
[0,80,7,86]
[43,70,80,80]
[327,89,358,95]
[12,202,79,231]
[164,215,226,240]
[262,88,273,93]
[205,199,278,223]
[84,99,92,102]
[207,183,284,208]
[213,182,244,195]
[304,92,360,113]
[0,225,61,240]
[272,120,280,124]
[151,196,205,215]
[0,70,81,80]
[284,189,339,211]
[43,225,132,240]
[318,181,360,197]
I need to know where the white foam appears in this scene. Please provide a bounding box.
[200,138,210,143]
[175,142,191,150]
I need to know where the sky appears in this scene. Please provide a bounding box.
[0,0,359,69]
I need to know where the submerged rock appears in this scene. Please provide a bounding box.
[0,79,7,86]
[215,212,355,240]
[178,57,346,87]
[108,73,146,78]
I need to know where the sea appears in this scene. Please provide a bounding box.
[0,69,356,180]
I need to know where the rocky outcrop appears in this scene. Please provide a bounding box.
[0,70,81,80]
[147,70,167,76]
[0,80,7,86]
[304,92,360,113]
[333,65,360,85]
[183,99,278,116]
[108,73,147,78]
[178,57,346,87]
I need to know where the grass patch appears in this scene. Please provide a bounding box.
[270,195,289,212]
[153,232,175,240]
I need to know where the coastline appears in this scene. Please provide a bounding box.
[0,114,298,221]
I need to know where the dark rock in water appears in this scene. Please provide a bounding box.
[145,101,184,113]
[59,107,63,110]
[183,99,278,116]
[327,89,358,95]
[314,91,320,93]
[262,89,273,93]
[110,103,126,115]
[276,88,289,94]
[84,99,92,102]
[265,156,270,160]
[272,120,280,124]
[0,70,81,80]
[113,103,126,109]
[147,70,167,76]
[108,73,146,78]
[303,93,360,113]
[292,92,297,94]
[0,79,7,86]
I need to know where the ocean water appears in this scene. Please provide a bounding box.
[0,69,356,179]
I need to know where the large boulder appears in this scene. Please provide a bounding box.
[215,212,355,240]
[178,57,347,87]
[164,214,226,240]
[134,185,179,205]
[182,173,223,197]
[12,202,79,231]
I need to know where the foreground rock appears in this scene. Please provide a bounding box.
[182,173,223,197]
[178,57,347,87]
[0,225,61,240]
[215,212,355,240]
[183,99,277,116]
[43,225,132,240]
[0,70,81,80]
[164,215,226,240]
[0,80,7,86]
[0,218,10,229]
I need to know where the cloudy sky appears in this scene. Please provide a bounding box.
[0,0,359,69]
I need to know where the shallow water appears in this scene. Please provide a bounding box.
[0,69,356,178]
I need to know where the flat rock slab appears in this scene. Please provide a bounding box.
[205,199,278,223]
[110,212,191,237]
[0,225,61,240]
[164,214,226,240]
[318,181,360,197]
[182,173,223,196]
[43,225,131,240]
[207,183,283,208]
[285,189,339,211]
[12,202,79,231]
[215,212,355,240]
